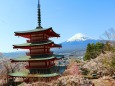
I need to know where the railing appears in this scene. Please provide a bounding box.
[26,51,53,56]
[25,64,55,69]
[26,39,48,43]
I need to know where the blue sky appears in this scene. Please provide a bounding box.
[0,0,115,52]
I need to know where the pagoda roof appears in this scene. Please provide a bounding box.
[13,40,52,47]
[9,72,59,78]
[15,27,60,37]
[15,27,49,33]
[11,55,64,62]
[9,66,66,78]
[13,40,61,48]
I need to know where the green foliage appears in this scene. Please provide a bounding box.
[102,55,115,74]
[84,42,104,61]
[83,53,91,61]
[104,41,113,51]
[84,41,115,61]
[110,57,115,69]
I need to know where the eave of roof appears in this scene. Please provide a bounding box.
[13,41,62,49]
[15,27,60,37]
[9,72,59,78]
[9,66,66,77]
[11,56,55,61]
[10,54,64,62]
[15,27,50,34]
[13,40,53,47]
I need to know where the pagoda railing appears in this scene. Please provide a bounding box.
[26,51,53,56]
[27,38,48,43]
[25,63,55,69]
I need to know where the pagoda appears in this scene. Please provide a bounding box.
[9,0,66,83]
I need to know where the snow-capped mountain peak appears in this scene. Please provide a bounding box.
[67,33,90,42]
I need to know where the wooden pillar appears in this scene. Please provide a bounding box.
[43,33,44,40]
[47,47,49,53]
[42,61,43,68]
[44,46,45,53]
[45,60,47,67]
[49,60,50,66]
[47,61,49,67]
[30,34,31,42]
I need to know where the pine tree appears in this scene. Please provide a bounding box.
[84,42,105,61]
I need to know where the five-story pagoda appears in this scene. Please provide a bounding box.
[9,0,66,83]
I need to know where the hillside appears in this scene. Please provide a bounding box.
[83,51,115,75]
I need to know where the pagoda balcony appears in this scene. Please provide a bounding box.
[25,64,55,69]
[27,39,48,43]
[26,51,53,56]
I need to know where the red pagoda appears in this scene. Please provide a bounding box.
[9,0,66,84]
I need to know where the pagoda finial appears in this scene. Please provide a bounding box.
[37,0,42,29]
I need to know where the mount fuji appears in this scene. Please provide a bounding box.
[53,33,100,56]
[67,33,91,42]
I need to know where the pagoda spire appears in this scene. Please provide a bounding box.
[37,0,42,29]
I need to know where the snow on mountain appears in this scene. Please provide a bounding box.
[67,33,91,42]
[54,33,100,56]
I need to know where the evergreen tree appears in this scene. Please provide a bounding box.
[84,42,105,61]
